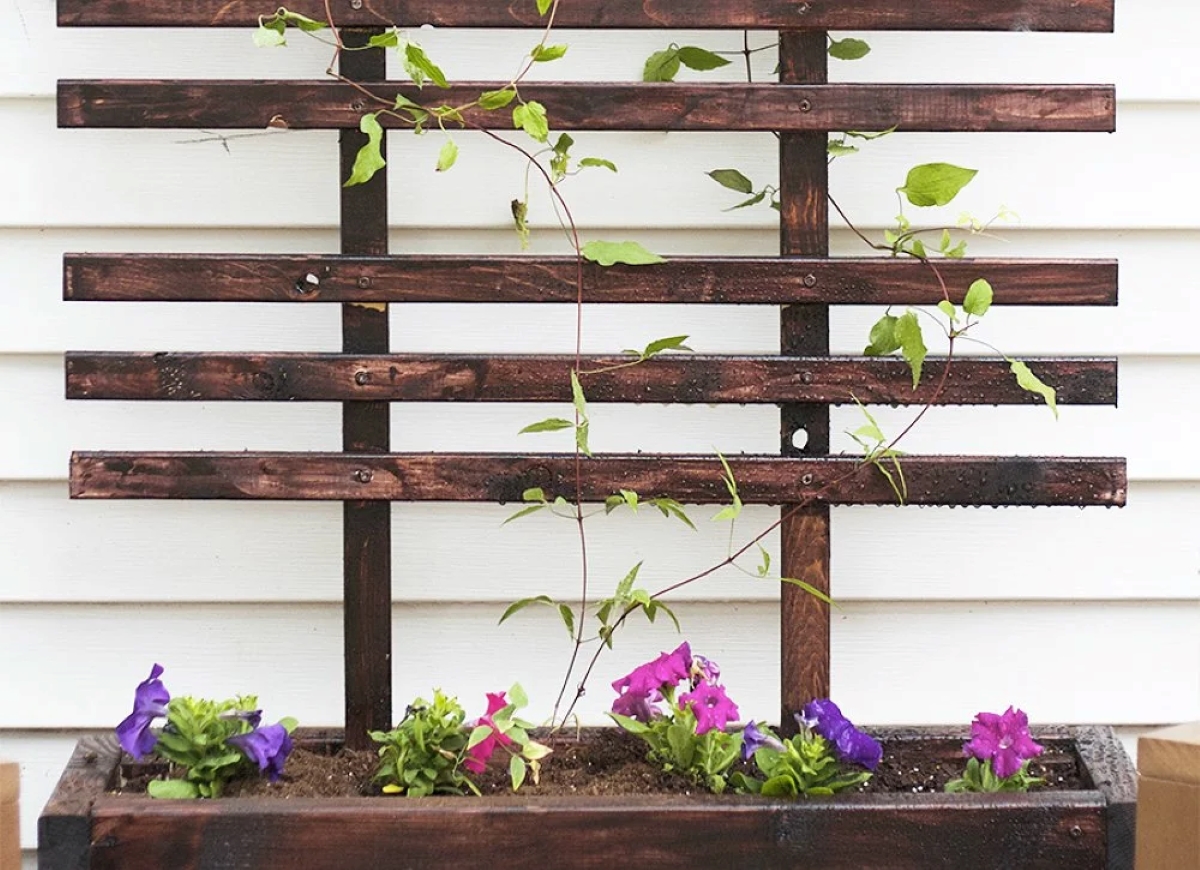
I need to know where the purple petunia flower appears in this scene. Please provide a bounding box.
[800,698,882,770]
[228,723,294,782]
[115,663,171,761]
[963,707,1044,779]
[741,720,784,761]
[611,688,661,723]
[690,655,721,688]
[679,681,740,735]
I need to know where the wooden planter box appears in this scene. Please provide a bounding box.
[40,725,1135,869]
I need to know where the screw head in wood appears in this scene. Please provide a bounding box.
[801,371,814,384]
[803,273,817,287]
[354,469,373,484]
[354,370,371,385]
[799,99,812,113]
[350,0,363,8]
[350,100,365,112]
[801,473,814,485]
[357,276,372,289]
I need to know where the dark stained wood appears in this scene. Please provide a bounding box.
[64,353,1119,406]
[778,29,833,721]
[43,728,1129,870]
[56,0,1115,32]
[1073,726,1139,870]
[63,254,1120,306]
[339,28,391,749]
[69,453,1127,507]
[58,81,1116,133]
[38,736,118,870]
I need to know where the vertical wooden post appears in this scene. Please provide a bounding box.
[339,30,391,748]
[778,31,831,730]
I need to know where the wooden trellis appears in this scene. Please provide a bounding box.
[57,0,1122,755]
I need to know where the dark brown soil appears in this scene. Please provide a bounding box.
[117,728,1086,799]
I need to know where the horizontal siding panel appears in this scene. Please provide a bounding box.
[0,725,1153,849]
[4,354,1195,480]
[1,228,1194,357]
[6,100,1198,229]
[1,480,1195,603]
[3,1,1193,101]
[3,602,1195,731]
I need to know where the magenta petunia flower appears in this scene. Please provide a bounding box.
[963,707,1044,779]
[741,720,784,761]
[679,681,740,735]
[463,692,514,774]
[611,642,692,698]
[115,663,171,761]
[800,698,882,770]
[228,723,293,782]
[611,687,661,723]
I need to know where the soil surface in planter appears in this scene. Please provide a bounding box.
[120,729,1087,799]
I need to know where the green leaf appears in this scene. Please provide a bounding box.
[502,503,546,525]
[827,140,859,157]
[652,498,697,531]
[643,48,681,82]
[706,169,754,194]
[253,24,287,47]
[910,238,927,259]
[536,0,553,14]
[898,163,978,208]
[343,113,386,187]
[523,487,547,502]
[677,46,732,71]
[557,604,576,638]
[962,278,993,317]
[863,314,901,356]
[498,595,553,624]
[509,754,527,790]
[578,157,617,172]
[467,724,494,749]
[281,10,327,31]
[479,89,517,110]
[569,369,591,457]
[895,311,927,388]
[508,682,529,709]
[511,199,530,249]
[436,138,458,172]
[937,300,958,321]
[615,562,643,600]
[639,335,692,358]
[728,191,767,211]
[518,417,573,434]
[779,577,835,606]
[279,716,299,733]
[147,779,200,799]
[531,44,568,62]
[828,37,871,60]
[367,30,400,49]
[756,543,771,577]
[620,489,639,511]
[523,740,553,761]
[512,101,550,142]
[609,712,651,734]
[1009,359,1059,419]
[581,240,666,267]
[404,43,449,88]
[654,599,681,631]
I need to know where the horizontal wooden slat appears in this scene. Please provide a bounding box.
[55,0,1115,31]
[65,353,1119,406]
[57,82,1116,133]
[69,452,1126,505]
[63,254,1119,306]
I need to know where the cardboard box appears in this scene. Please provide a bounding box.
[1138,723,1200,869]
[0,761,18,870]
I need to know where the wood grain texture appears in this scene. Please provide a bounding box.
[778,28,833,719]
[61,254,1120,306]
[37,736,117,870]
[41,728,1131,870]
[64,353,1119,406]
[339,28,392,748]
[57,82,1116,133]
[68,453,1127,506]
[1074,726,1139,870]
[55,0,1115,31]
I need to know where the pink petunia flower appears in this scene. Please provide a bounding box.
[679,681,739,735]
[963,706,1044,779]
[463,692,514,774]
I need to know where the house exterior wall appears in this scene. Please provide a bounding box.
[2,0,1198,852]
